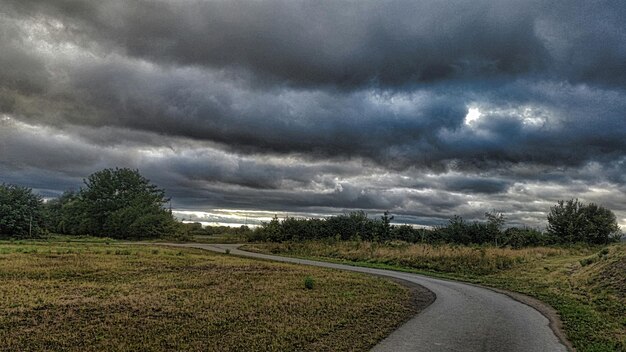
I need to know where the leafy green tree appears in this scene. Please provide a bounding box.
[261,215,284,242]
[78,168,175,239]
[579,203,621,244]
[547,199,583,243]
[547,199,621,244]
[0,184,43,238]
[485,211,505,246]
[379,211,394,241]
[443,215,472,244]
[42,191,87,235]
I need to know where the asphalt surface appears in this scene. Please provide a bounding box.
[159,243,569,352]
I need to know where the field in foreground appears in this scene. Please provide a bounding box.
[0,241,418,352]
[244,241,626,352]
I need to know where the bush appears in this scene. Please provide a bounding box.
[304,276,315,290]
[502,227,552,248]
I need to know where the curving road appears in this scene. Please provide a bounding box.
[157,243,569,352]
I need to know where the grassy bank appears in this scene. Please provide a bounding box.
[243,241,626,352]
[0,240,418,352]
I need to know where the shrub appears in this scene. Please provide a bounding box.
[304,276,315,290]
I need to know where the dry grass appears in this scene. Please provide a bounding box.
[0,241,417,352]
[246,241,626,351]
[246,241,568,274]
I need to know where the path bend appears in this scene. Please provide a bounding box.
[155,243,569,352]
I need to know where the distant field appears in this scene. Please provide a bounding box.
[0,241,418,352]
[244,241,626,352]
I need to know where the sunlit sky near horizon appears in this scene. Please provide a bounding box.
[1,1,626,228]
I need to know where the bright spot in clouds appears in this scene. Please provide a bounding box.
[464,107,482,125]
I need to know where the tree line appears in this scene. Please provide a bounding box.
[249,201,622,246]
[0,168,622,245]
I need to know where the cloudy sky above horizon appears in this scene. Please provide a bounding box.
[1,0,625,227]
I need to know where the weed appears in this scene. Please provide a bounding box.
[580,257,596,266]
[304,276,315,290]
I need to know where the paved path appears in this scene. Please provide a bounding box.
[156,243,569,352]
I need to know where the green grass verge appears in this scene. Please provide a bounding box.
[0,240,417,352]
[243,241,626,352]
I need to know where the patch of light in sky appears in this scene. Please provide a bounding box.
[464,107,482,125]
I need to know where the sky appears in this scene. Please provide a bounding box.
[1,0,625,228]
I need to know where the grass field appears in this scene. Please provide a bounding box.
[244,241,626,352]
[0,240,419,352]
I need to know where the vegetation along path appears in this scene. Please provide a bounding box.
[158,243,570,352]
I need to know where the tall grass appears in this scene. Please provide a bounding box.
[253,241,568,275]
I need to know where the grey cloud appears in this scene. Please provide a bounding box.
[6,0,626,89]
[441,176,510,194]
[2,1,625,172]
[8,51,626,172]
[1,0,548,87]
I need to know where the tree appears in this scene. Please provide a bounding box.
[485,211,505,246]
[42,191,86,235]
[259,215,284,242]
[379,211,394,241]
[547,199,621,244]
[579,203,621,244]
[0,184,43,238]
[78,168,175,239]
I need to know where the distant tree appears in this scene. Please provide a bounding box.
[42,191,86,235]
[444,215,472,244]
[579,202,621,244]
[0,184,44,238]
[78,168,176,239]
[260,215,284,242]
[547,199,621,244]
[326,211,373,241]
[502,227,551,248]
[547,199,583,243]
[485,211,505,246]
[379,211,394,241]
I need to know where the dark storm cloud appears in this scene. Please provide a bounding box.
[1,0,626,227]
[4,0,626,88]
[441,176,509,194]
[60,67,626,170]
[4,52,625,171]
[1,0,545,87]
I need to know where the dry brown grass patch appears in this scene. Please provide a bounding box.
[0,242,417,352]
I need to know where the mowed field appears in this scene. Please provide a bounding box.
[0,241,418,352]
[245,241,626,351]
